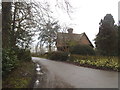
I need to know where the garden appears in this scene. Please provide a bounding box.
[68,55,119,71]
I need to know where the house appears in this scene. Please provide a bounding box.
[56,28,94,51]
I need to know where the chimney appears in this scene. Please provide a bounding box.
[67,28,73,34]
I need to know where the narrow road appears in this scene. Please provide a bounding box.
[32,57,118,88]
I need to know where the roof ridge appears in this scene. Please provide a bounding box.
[58,32,85,35]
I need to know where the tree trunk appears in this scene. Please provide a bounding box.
[2,2,12,49]
[11,2,17,48]
[48,43,52,52]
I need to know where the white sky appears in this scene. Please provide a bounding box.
[32,0,119,48]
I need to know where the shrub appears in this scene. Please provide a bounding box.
[70,45,95,55]
[47,51,68,61]
[2,48,18,76]
[24,50,31,61]
[2,47,32,77]
[16,48,31,61]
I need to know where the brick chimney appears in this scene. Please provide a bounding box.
[67,28,73,34]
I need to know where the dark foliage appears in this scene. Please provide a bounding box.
[2,48,18,76]
[16,48,32,61]
[95,14,118,56]
[2,47,31,77]
[70,45,95,55]
[47,51,69,61]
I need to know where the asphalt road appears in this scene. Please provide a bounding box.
[32,57,118,88]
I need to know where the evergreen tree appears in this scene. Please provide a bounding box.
[95,14,118,56]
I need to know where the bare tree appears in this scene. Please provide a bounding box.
[32,0,73,52]
[11,1,38,49]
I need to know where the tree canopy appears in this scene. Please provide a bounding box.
[2,0,73,75]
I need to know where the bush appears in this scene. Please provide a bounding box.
[16,48,31,61]
[2,47,32,77]
[69,54,97,61]
[2,48,18,76]
[47,51,69,61]
[70,45,95,55]
[24,50,31,61]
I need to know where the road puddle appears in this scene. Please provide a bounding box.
[34,63,44,88]
[36,64,41,72]
[35,80,40,85]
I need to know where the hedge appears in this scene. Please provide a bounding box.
[47,51,69,61]
[70,45,95,55]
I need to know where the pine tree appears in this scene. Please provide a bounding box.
[95,14,117,56]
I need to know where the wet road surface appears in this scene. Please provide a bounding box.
[32,57,118,88]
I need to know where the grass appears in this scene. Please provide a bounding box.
[2,61,35,88]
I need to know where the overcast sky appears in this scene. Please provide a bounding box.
[32,0,119,48]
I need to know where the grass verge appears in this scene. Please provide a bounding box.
[2,61,35,88]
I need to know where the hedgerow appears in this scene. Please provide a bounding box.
[47,51,69,61]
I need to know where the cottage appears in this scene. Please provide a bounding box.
[56,28,94,51]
